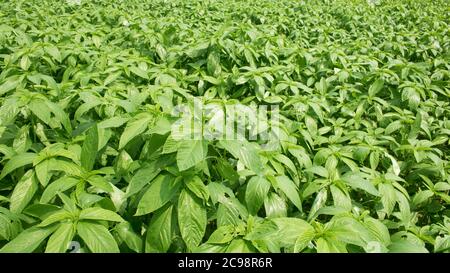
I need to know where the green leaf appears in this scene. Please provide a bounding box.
[411,190,434,208]
[135,174,181,216]
[145,205,173,253]
[385,120,403,135]
[272,217,314,248]
[45,46,61,62]
[81,124,99,171]
[126,162,161,197]
[45,222,75,253]
[363,217,391,246]
[368,79,384,97]
[185,176,209,202]
[434,235,450,253]
[77,221,119,253]
[130,66,149,79]
[264,192,287,218]
[379,183,397,216]
[0,152,36,180]
[307,188,328,221]
[385,153,400,176]
[103,72,122,86]
[0,213,18,240]
[98,116,129,129]
[275,176,302,212]
[9,170,38,213]
[216,198,246,227]
[326,217,372,248]
[115,222,143,253]
[316,237,347,253]
[86,175,113,192]
[434,182,450,192]
[219,140,263,174]
[29,100,51,125]
[408,111,422,140]
[40,176,79,204]
[38,210,72,227]
[45,101,72,134]
[118,113,152,149]
[226,239,256,253]
[388,240,428,253]
[0,76,21,96]
[215,158,239,185]
[206,225,235,244]
[79,207,124,222]
[294,227,316,252]
[35,159,51,186]
[341,172,379,196]
[0,225,57,253]
[178,189,207,251]
[176,140,208,171]
[58,193,77,213]
[23,204,61,220]
[245,176,271,215]
[306,166,329,178]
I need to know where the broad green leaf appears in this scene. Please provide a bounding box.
[81,124,99,171]
[35,159,51,186]
[98,116,129,129]
[0,76,21,96]
[38,210,72,227]
[118,113,152,149]
[219,140,263,174]
[388,240,428,253]
[216,197,248,227]
[316,237,347,253]
[379,183,397,216]
[245,176,271,215]
[145,205,173,253]
[275,176,302,212]
[185,176,209,202]
[86,175,113,192]
[411,190,434,208]
[264,192,287,218]
[126,162,161,197]
[178,189,207,251]
[206,225,235,244]
[77,221,119,253]
[45,46,61,62]
[135,174,181,216]
[363,217,391,246]
[79,207,124,222]
[130,66,149,79]
[306,165,329,178]
[307,188,328,221]
[0,152,36,180]
[40,176,79,204]
[272,217,314,248]
[434,235,450,253]
[368,79,384,97]
[0,225,57,253]
[176,140,208,171]
[9,170,38,213]
[226,239,256,253]
[23,204,61,220]
[45,101,72,134]
[341,172,379,196]
[115,222,143,253]
[29,100,51,125]
[45,222,75,253]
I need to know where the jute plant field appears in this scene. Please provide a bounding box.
[0,0,449,253]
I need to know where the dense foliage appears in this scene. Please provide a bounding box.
[0,0,449,253]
